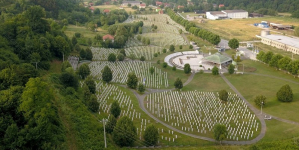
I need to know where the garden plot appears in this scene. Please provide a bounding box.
[145,91,260,141]
[125,46,164,60]
[125,37,144,48]
[92,82,179,145]
[142,33,187,46]
[91,47,119,61]
[89,61,169,88]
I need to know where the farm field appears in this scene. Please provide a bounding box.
[194,16,299,41]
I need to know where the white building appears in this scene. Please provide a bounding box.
[222,10,248,19]
[206,11,227,20]
[206,10,248,20]
[258,34,299,55]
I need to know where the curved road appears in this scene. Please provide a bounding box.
[131,72,267,145]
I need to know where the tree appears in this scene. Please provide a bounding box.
[120,49,126,56]
[269,54,283,69]
[143,125,159,146]
[236,56,241,62]
[88,94,99,112]
[117,53,125,61]
[262,51,274,64]
[212,66,219,75]
[278,57,291,70]
[162,62,167,68]
[172,66,176,71]
[72,36,77,45]
[112,116,137,147]
[80,49,86,59]
[228,38,239,49]
[85,76,96,94]
[127,72,138,89]
[146,38,150,45]
[228,64,235,74]
[254,95,267,107]
[149,67,154,74]
[140,56,145,61]
[138,27,142,34]
[77,64,90,79]
[110,101,121,118]
[169,45,175,52]
[189,45,193,49]
[30,52,41,69]
[291,10,299,18]
[184,63,191,74]
[256,51,265,61]
[287,60,299,76]
[85,48,93,60]
[137,83,145,93]
[102,66,113,83]
[277,84,293,102]
[60,72,79,89]
[218,89,228,102]
[214,124,227,144]
[179,45,182,49]
[108,53,116,62]
[174,78,183,89]
[61,61,72,72]
[162,48,167,53]
[106,115,117,133]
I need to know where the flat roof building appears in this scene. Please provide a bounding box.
[206,10,248,20]
[259,33,299,55]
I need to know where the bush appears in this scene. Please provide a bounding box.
[228,64,235,74]
[219,90,228,102]
[60,72,79,89]
[174,78,183,89]
[172,66,176,71]
[154,53,158,57]
[137,83,145,93]
[157,60,160,64]
[117,53,125,61]
[102,66,112,83]
[77,64,90,79]
[149,67,154,74]
[162,62,167,68]
[169,45,175,52]
[127,72,138,89]
[108,53,116,62]
[162,49,166,53]
[140,56,145,61]
[106,115,117,134]
[189,45,193,49]
[75,32,81,38]
[212,66,219,75]
[184,63,191,74]
[277,84,293,102]
[254,95,267,107]
[179,45,182,49]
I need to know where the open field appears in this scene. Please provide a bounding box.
[194,16,299,41]
[65,25,107,39]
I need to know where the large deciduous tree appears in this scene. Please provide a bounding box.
[127,72,138,89]
[219,90,228,102]
[269,54,283,69]
[212,66,219,75]
[278,57,291,70]
[106,115,117,133]
[102,66,112,83]
[228,38,239,49]
[77,64,90,79]
[112,116,137,147]
[254,95,267,107]
[108,53,116,62]
[262,51,274,64]
[143,125,159,146]
[85,76,96,94]
[277,84,293,102]
[214,124,227,144]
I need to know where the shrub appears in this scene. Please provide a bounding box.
[277,84,293,102]
[162,62,167,68]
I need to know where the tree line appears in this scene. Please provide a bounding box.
[256,51,299,77]
[167,8,221,45]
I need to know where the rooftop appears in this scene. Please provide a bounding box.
[262,34,299,48]
[122,1,140,3]
[210,11,226,15]
[203,53,232,64]
[222,10,247,13]
[103,34,114,40]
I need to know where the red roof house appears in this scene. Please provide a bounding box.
[103,9,110,13]
[219,4,224,8]
[139,3,146,8]
[177,5,184,9]
[159,10,163,14]
[103,34,114,42]
[156,1,163,6]
[164,3,170,7]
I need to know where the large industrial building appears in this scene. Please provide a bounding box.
[206,10,248,20]
[258,30,299,55]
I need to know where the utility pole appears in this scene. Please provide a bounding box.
[103,118,107,148]
[261,101,264,115]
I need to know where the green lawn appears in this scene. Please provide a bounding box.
[65,25,108,39]
[183,73,233,92]
[225,73,299,122]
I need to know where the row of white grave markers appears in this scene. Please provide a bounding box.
[89,61,169,88]
[125,37,144,48]
[95,81,177,143]
[125,46,163,60]
[145,91,260,141]
[140,33,187,46]
[91,47,118,61]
